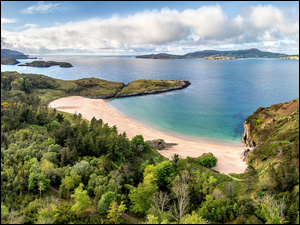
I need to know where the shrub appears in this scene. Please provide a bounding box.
[197,153,218,168]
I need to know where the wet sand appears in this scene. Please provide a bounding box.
[49,96,248,174]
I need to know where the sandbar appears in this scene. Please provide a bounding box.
[49,96,248,175]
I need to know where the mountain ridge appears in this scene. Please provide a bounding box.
[136,48,299,59]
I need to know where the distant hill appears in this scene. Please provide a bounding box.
[136,48,294,59]
[1,49,29,59]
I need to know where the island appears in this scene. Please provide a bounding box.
[1,57,20,65]
[18,60,73,68]
[136,48,295,59]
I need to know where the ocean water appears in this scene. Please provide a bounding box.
[2,56,299,145]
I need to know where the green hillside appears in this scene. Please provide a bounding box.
[1,72,299,224]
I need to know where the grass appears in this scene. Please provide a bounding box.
[2,72,188,104]
[118,79,182,94]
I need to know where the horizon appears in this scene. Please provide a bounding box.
[2,47,298,57]
[1,1,299,55]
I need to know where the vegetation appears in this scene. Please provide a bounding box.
[1,72,189,103]
[0,71,299,224]
[136,48,292,59]
[1,49,29,59]
[1,57,20,65]
[197,153,218,168]
[117,79,182,95]
[18,60,73,67]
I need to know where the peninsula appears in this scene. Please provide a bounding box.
[136,48,298,59]
[1,71,190,102]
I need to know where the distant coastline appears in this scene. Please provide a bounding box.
[136,48,299,60]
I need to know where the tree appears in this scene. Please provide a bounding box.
[180,211,208,224]
[97,191,116,213]
[107,201,127,224]
[129,165,158,214]
[36,203,60,224]
[256,194,285,224]
[62,174,81,199]
[70,183,91,217]
[172,171,190,222]
[156,160,175,190]
[151,191,170,212]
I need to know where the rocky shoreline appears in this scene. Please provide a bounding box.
[241,122,256,148]
[85,80,191,99]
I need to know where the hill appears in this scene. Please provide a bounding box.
[1,48,29,59]
[136,48,292,59]
[1,71,299,224]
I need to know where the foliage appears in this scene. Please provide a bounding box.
[70,183,91,216]
[197,153,218,168]
[107,201,127,224]
[1,72,299,224]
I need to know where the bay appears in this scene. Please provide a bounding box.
[2,56,299,145]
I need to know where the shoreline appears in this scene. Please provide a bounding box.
[49,96,248,175]
[107,101,244,148]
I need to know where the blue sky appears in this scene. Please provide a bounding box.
[1,1,299,55]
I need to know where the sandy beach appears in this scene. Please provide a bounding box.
[49,96,248,175]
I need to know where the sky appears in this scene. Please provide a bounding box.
[1,1,299,55]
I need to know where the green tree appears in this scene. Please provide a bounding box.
[97,191,116,213]
[180,211,208,224]
[156,160,175,190]
[257,194,285,224]
[70,183,91,217]
[62,174,81,199]
[107,201,127,224]
[129,165,158,213]
[36,203,60,224]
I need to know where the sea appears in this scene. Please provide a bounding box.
[1,55,299,146]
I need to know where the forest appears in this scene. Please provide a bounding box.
[1,71,299,224]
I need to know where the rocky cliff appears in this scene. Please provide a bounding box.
[242,122,256,148]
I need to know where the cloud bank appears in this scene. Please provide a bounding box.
[1,4,299,54]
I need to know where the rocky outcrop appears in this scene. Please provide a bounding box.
[146,139,178,150]
[242,122,256,148]
[115,80,191,98]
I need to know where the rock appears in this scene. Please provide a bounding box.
[146,139,178,150]
[242,122,256,148]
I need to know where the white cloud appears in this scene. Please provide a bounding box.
[20,1,65,14]
[2,4,299,54]
[1,18,18,24]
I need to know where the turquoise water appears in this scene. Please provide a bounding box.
[2,56,299,145]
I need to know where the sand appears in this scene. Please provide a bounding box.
[49,96,248,175]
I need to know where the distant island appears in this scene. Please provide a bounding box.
[1,49,73,67]
[18,60,73,68]
[136,48,299,60]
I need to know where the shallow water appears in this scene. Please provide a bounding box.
[2,56,299,145]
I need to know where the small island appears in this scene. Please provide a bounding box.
[18,60,73,68]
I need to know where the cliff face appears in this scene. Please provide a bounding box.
[241,99,299,150]
[242,122,256,148]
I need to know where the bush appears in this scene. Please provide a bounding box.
[197,153,218,168]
